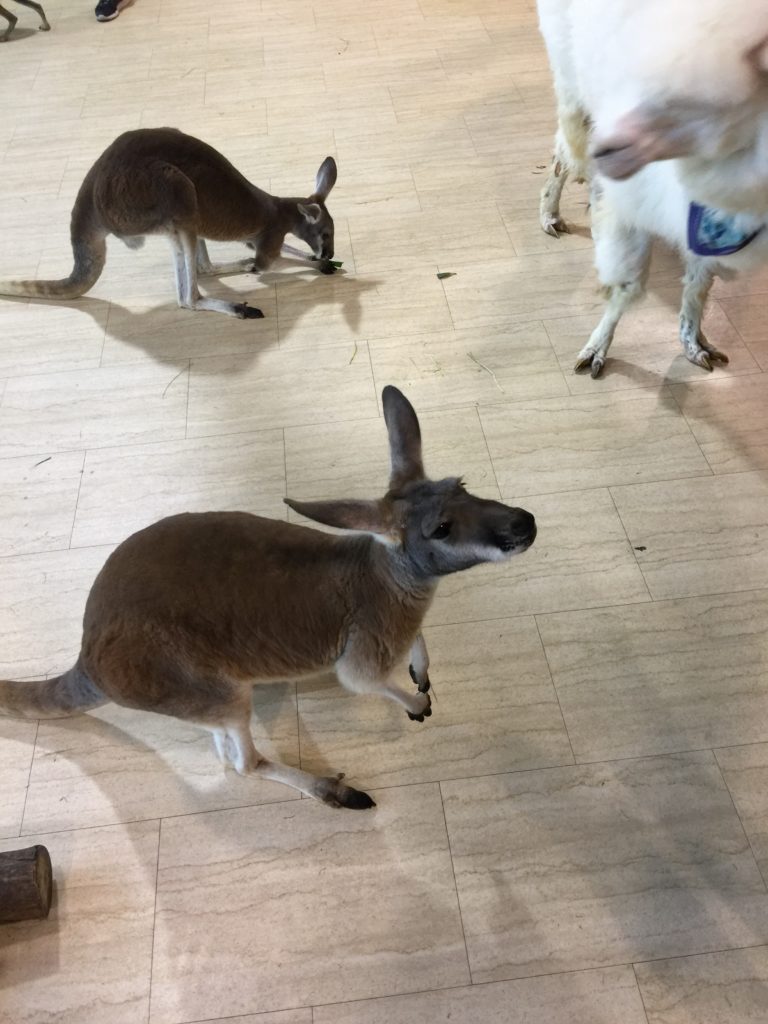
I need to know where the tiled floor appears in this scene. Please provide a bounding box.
[2,1,768,1022]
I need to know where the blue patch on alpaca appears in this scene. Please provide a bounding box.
[687,202,764,257]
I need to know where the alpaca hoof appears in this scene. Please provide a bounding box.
[541,214,569,237]
[574,352,605,377]
[695,352,713,371]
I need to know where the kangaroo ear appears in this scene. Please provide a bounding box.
[314,156,337,201]
[297,202,322,224]
[284,497,391,534]
[382,385,424,491]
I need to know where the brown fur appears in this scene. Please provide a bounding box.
[79,512,428,722]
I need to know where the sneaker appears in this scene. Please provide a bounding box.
[95,0,128,21]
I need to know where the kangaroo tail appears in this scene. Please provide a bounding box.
[0,665,108,720]
[0,234,107,300]
[0,170,106,301]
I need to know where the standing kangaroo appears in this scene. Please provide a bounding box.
[0,127,338,319]
[0,387,536,810]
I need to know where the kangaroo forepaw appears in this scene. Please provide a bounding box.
[234,302,265,320]
[408,664,431,694]
[407,691,432,722]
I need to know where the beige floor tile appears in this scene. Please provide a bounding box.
[0,545,111,679]
[480,388,710,495]
[0,821,158,1024]
[150,785,469,1022]
[672,374,768,474]
[149,103,269,141]
[429,487,649,623]
[1,151,66,198]
[483,385,712,493]
[314,966,647,1024]
[275,269,453,350]
[187,345,377,437]
[0,363,188,458]
[0,450,84,556]
[0,717,37,840]
[0,302,107,377]
[205,66,324,106]
[442,753,768,983]
[333,120,477,172]
[267,89,398,137]
[611,471,768,600]
[720,295,768,369]
[538,591,768,761]
[200,1014,310,1024]
[22,684,301,834]
[72,431,286,548]
[716,742,768,882]
[346,202,514,275]
[369,323,570,406]
[545,301,758,393]
[298,617,572,789]
[635,947,768,1024]
[285,404,498,500]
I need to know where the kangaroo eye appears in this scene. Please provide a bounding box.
[431,521,451,540]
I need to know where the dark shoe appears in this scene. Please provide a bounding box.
[95,0,126,21]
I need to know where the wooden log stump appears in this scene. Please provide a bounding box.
[0,845,53,923]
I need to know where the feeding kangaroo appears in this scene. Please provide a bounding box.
[0,127,338,319]
[0,387,536,810]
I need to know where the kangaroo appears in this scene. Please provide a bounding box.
[0,387,536,810]
[0,0,49,40]
[0,127,338,319]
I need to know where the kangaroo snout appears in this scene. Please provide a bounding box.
[495,508,537,553]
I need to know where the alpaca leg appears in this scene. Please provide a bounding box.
[575,188,652,377]
[679,257,727,370]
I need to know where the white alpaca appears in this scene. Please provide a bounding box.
[537,0,768,376]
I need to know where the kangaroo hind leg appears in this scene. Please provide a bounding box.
[211,718,375,810]
[14,0,50,30]
[175,230,263,319]
[0,6,17,40]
